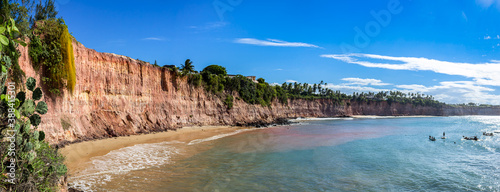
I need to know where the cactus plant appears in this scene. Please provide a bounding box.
[16,91,25,106]
[38,131,45,141]
[20,99,35,116]
[33,87,42,100]
[33,130,39,141]
[26,77,36,91]
[25,142,33,152]
[29,113,41,127]
[22,120,30,134]
[35,101,48,114]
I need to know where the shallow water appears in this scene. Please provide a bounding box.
[70,116,500,191]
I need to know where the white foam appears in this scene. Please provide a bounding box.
[188,129,250,145]
[68,141,182,191]
[290,117,350,122]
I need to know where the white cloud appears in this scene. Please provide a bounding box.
[270,83,281,86]
[476,0,500,8]
[285,80,298,83]
[341,77,391,86]
[395,81,500,104]
[143,37,166,41]
[496,35,500,39]
[484,35,492,39]
[275,68,284,71]
[234,38,321,48]
[321,53,500,86]
[324,83,389,93]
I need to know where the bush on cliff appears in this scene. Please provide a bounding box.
[28,18,76,96]
[202,65,227,76]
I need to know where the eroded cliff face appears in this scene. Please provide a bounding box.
[14,41,499,145]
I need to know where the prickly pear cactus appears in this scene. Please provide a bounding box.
[26,77,36,91]
[33,87,42,100]
[20,99,35,116]
[35,101,47,114]
[29,114,41,127]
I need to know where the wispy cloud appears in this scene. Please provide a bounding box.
[143,37,166,41]
[235,38,321,48]
[341,77,391,86]
[189,21,228,31]
[275,68,284,71]
[286,80,298,83]
[325,84,389,93]
[485,35,492,39]
[321,53,500,86]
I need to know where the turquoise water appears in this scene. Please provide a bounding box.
[74,116,500,191]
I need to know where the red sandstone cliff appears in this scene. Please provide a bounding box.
[15,41,500,145]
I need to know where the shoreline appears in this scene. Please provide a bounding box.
[60,125,252,176]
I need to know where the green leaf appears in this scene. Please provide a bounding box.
[33,131,39,141]
[30,114,41,127]
[1,65,5,73]
[25,142,33,152]
[12,25,19,33]
[13,39,26,47]
[0,26,5,33]
[26,77,36,91]
[23,119,31,133]
[35,101,48,114]
[38,131,45,141]
[14,109,20,119]
[0,35,8,46]
[33,87,42,100]
[16,92,25,106]
[14,98,20,108]
[27,152,35,162]
[21,99,35,116]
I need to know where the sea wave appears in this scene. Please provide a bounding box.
[68,141,182,192]
[290,117,353,122]
[188,129,251,145]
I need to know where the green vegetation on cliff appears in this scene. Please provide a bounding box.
[29,18,75,95]
[0,1,67,191]
[176,60,444,108]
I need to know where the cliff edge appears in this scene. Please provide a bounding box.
[15,41,500,145]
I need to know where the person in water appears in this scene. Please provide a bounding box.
[443,132,445,137]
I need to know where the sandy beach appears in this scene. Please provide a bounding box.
[60,126,249,176]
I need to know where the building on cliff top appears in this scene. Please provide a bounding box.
[228,75,258,83]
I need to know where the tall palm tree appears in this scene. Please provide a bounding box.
[181,59,195,74]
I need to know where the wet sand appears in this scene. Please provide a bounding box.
[60,126,248,175]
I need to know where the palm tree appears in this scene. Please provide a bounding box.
[181,59,196,74]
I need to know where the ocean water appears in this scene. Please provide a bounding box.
[70,116,500,192]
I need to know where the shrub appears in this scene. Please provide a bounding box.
[202,65,227,76]
[224,95,233,109]
[29,18,76,96]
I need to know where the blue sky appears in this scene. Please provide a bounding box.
[56,0,500,104]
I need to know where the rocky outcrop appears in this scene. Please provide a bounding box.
[15,41,500,145]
